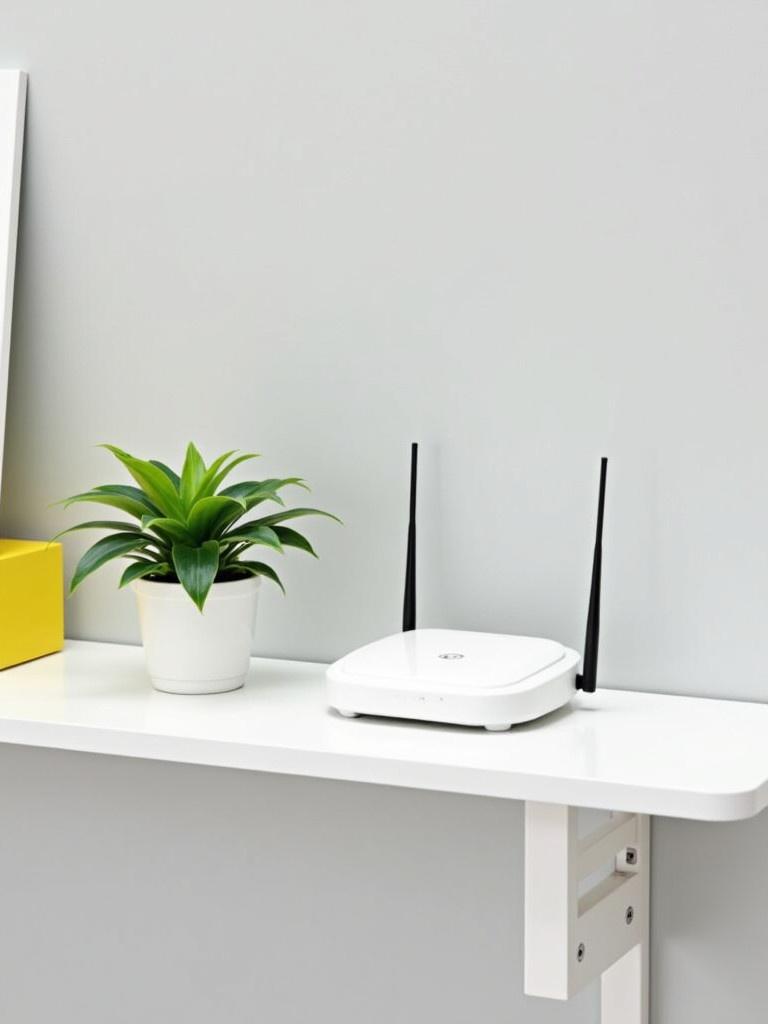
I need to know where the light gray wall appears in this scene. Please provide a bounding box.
[0,746,597,1024]
[2,0,768,697]
[2,744,768,1024]
[1,2,767,1022]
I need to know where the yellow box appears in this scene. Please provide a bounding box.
[0,539,64,669]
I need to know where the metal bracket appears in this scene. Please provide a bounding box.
[524,803,650,1023]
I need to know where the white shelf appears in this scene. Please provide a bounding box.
[0,640,766,821]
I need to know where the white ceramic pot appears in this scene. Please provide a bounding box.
[132,577,260,694]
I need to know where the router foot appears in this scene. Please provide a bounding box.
[337,709,360,719]
[485,723,512,732]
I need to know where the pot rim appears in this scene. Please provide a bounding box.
[131,576,260,600]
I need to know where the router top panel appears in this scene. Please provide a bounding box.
[329,628,568,692]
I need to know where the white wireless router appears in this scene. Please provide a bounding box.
[326,446,607,730]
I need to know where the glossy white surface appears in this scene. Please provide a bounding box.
[331,629,569,689]
[1,640,767,820]
[326,628,580,729]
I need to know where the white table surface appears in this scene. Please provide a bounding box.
[0,640,767,821]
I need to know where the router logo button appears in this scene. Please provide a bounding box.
[438,653,464,660]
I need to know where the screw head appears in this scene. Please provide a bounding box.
[625,847,637,865]
[625,906,635,925]
[577,943,585,962]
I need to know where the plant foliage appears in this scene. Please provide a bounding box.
[56,444,339,610]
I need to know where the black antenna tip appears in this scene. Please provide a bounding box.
[402,442,418,633]
[576,457,608,694]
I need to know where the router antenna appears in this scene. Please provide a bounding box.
[402,442,418,632]
[576,457,607,693]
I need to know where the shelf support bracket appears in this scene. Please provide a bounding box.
[524,802,650,1023]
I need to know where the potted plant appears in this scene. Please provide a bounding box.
[57,443,338,694]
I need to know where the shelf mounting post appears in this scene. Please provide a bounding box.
[524,802,650,1023]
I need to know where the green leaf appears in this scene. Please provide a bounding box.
[100,445,185,519]
[267,477,310,493]
[228,507,341,533]
[119,560,173,588]
[193,451,261,502]
[192,449,236,500]
[219,523,284,552]
[219,478,309,510]
[186,495,247,542]
[60,485,160,521]
[142,517,196,545]
[138,517,174,553]
[149,460,181,489]
[218,481,284,508]
[272,526,317,557]
[180,442,207,508]
[206,452,261,495]
[171,541,220,611]
[230,560,285,593]
[51,520,145,542]
[70,532,152,593]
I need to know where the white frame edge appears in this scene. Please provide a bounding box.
[0,70,28,503]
